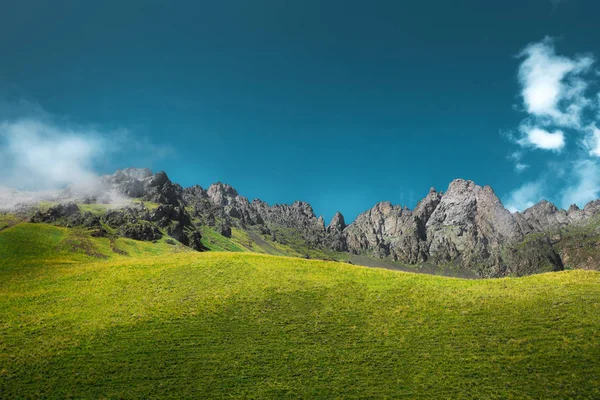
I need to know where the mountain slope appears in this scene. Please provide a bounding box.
[1,230,599,398]
[8,167,600,277]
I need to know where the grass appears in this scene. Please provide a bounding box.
[0,214,20,232]
[0,223,191,268]
[77,203,121,215]
[199,225,248,252]
[131,199,161,210]
[21,200,159,216]
[1,223,600,398]
[198,225,338,260]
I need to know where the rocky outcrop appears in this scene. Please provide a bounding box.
[140,172,182,206]
[147,204,203,250]
[190,183,327,245]
[182,185,207,205]
[257,201,326,245]
[340,188,445,265]
[343,202,425,263]
[519,200,569,232]
[118,221,162,241]
[425,180,523,277]
[327,212,346,233]
[102,168,182,206]
[31,203,105,232]
[31,202,82,224]
[326,212,347,251]
[502,235,564,276]
[194,182,266,227]
[30,170,203,250]
[206,182,238,206]
[413,187,443,235]
[331,179,600,277]
[110,172,202,249]
[104,168,153,198]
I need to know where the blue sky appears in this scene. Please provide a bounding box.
[1,0,600,222]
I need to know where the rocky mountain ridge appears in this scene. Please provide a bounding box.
[21,167,600,277]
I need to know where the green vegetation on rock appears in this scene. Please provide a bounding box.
[199,225,247,252]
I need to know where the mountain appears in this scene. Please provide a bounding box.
[15,167,600,277]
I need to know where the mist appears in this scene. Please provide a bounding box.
[0,118,130,212]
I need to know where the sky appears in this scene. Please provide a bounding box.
[1,0,600,223]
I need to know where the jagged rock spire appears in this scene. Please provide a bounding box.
[327,211,346,233]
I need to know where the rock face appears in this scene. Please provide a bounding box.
[100,168,152,199]
[326,212,347,251]
[27,168,600,277]
[118,221,162,241]
[341,187,444,265]
[184,182,327,246]
[31,170,203,250]
[425,180,523,276]
[258,201,326,246]
[31,202,82,224]
[90,170,329,252]
[340,180,581,277]
[414,187,443,235]
[206,182,239,206]
[101,168,182,205]
[344,202,425,263]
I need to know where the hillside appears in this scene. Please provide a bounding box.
[5,167,600,278]
[1,223,600,398]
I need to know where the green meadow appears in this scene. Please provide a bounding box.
[1,223,600,398]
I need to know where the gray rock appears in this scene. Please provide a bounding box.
[326,211,347,251]
[343,200,427,264]
[217,222,232,238]
[327,211,346,233]
[30,202,81,225]
[182,185,207,205]
[425,180,522,277]
[207,182,239,206]
[119,221,162,241]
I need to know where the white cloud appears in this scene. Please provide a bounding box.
[514,163,528,173]
[0,99,177,211]
[515,163,529,172]
[508,151,529,173]
[583,125,600,157]
[518,37,594,128]
[561,160,600,208]
[505,38,600,211]
[0,119,106,190]
[0,118,134,211]
[504,181,545,212]
[504,161,600,212]
[0,93,174,193]
[518,126,565,151]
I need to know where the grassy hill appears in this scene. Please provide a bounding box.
[1,223,600,398]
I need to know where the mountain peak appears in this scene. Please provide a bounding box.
[114,167,153,181]
[207,182,239,206]
[327,211,346,233]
